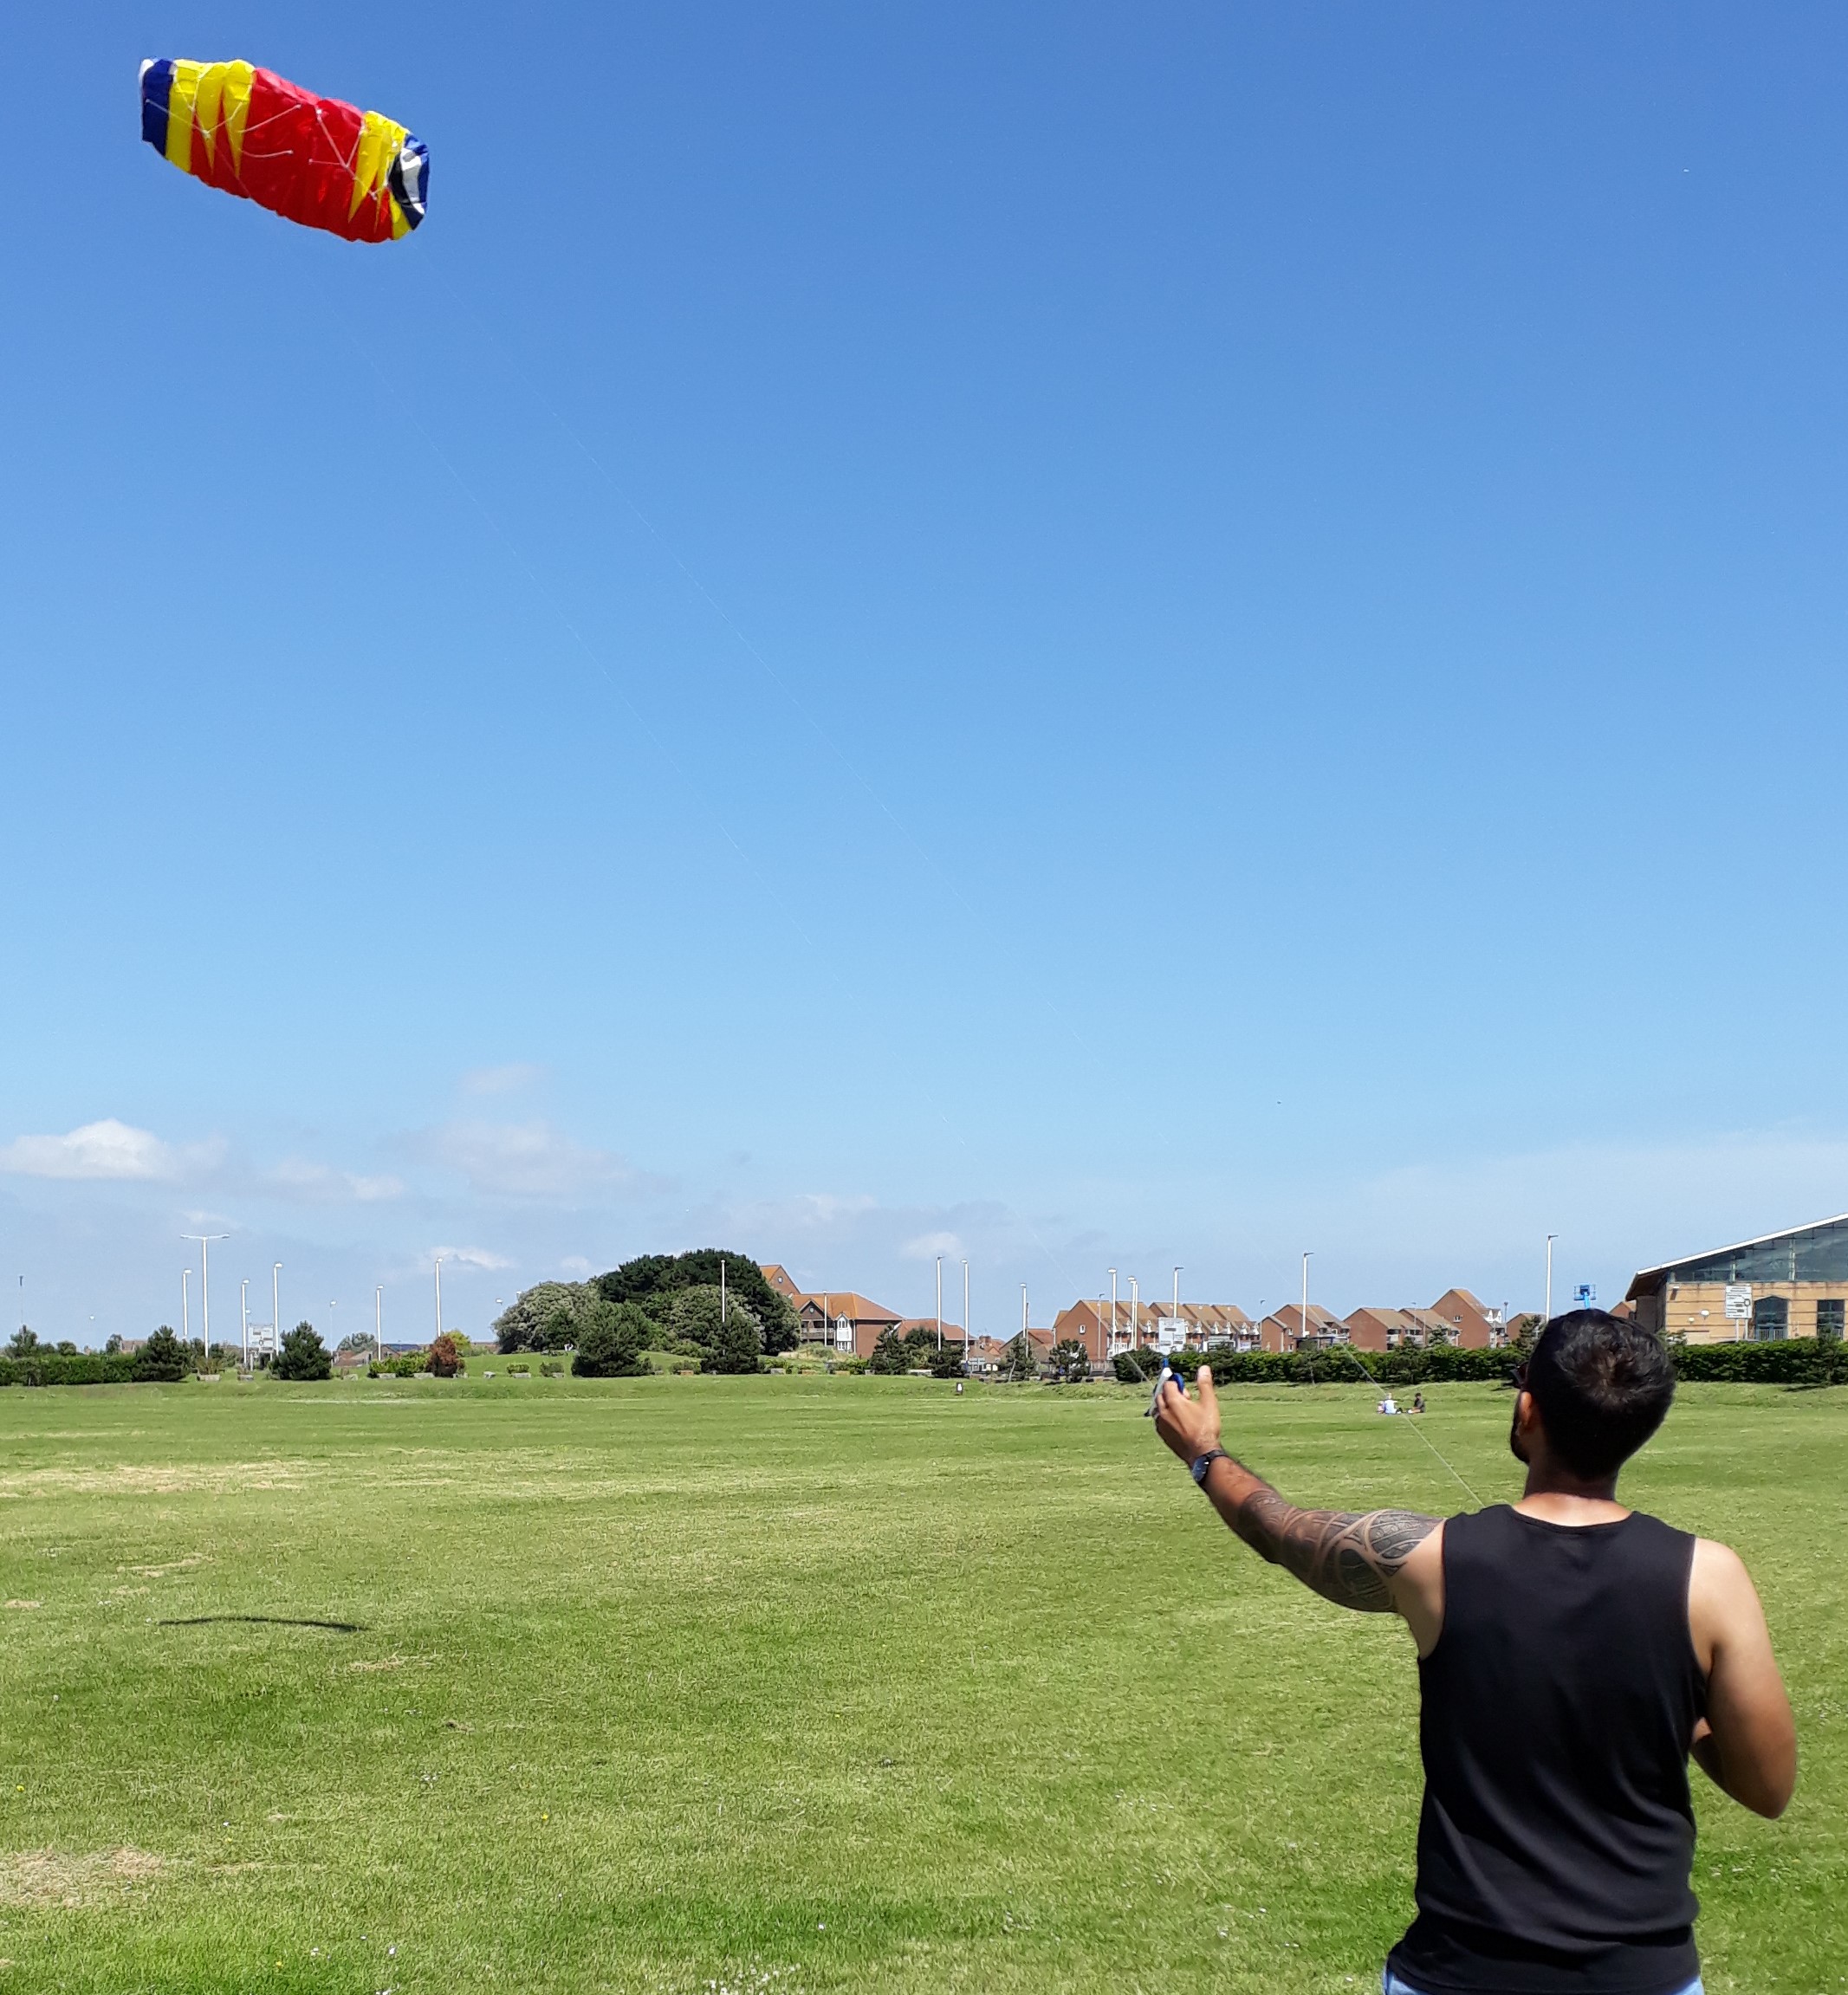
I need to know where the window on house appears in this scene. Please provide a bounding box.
[1750,1296,1788,1343]
[1817,1299,1845,1341]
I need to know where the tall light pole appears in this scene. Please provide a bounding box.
[375,1286,383,1365]
[962,1259,969,1355]
[181,1234,226,1363]
[1130,1275,1140,1350]
[1545,1235,1558,1325]
[272,1262,282,1370]
[935,1255,943,1349]
[181,1267,190,1347]
[240,1280,249,1373]
[434,1256,443,1343]
[1173,1264,1183,1344]
[1109,1267,1118,1357]
[1301,1251,1312,1346]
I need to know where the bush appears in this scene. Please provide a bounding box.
[389,1351,426,1378]
[829,1356,867,1376]
[573,1302,649,1378]
[428,1332,465,1378]
[540,1361,562,1377]
[928,1338,968,1379]
[133,1325,191,1383]
[1047,1338,1091,1384]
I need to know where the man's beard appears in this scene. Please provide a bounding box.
[1509,1396,1531,1465]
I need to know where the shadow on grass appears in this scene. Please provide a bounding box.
[157,1614,365,1633]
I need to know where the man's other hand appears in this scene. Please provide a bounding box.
[1154,1364,1222,1467]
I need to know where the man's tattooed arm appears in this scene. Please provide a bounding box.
[1215,1474,1440,1613]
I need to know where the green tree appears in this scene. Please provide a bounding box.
[427,1332,465,1377]
[7,1326,38,1360]
[133,1325,190,1383]
[572,1300,649,1377]
[866,1328,910,1375]
[928,1338,968,1380]
[492,1281,599,1354]
[706,1304,764,1376]
[273,1322,332,1382]
[1048,1338,1091,1384]
[596,1251,800,1355]
[1001,1331,1039,1383]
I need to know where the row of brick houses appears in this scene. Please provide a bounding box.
[1051,1286,1506,1361]
[760,1265,968,1359]
[768,1212,1848,1366]
[764,1263,1504,1364]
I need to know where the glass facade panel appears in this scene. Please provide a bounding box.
[1750,1296,1789,1342]
[1665,1216,1848,1286]
[1818,1299,1845,1341]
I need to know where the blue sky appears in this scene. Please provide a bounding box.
[6,3,1848,1346]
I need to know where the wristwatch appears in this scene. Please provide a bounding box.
[1190,1448,1229,1486]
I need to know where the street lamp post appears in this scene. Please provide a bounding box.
[181,1234,227,1366]
[375,1286,383,1366]
[1109,1267,1118,1357]
[240,1280,249,1372]
[434,1257,443,1343]
[1545,1235,1558,1325]
[936,1255,943,1349]
[962,1259,969,1360]
[181,1267,190,1348]
[271,1262,282,1372]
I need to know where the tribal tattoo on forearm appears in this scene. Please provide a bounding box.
[1226,1482,1439,1612]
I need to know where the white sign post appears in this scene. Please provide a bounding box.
[1723,1285,1752,1341]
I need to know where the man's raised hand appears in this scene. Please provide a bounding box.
[1154,1363,1222,1466]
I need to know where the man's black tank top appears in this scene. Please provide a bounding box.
[1387,1506,1707,1995]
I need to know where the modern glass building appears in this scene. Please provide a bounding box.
[1626,1214,1848,1344]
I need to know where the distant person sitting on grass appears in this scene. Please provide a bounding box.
[1411,1390,1426,1415]
[1154,1310,1795,1995]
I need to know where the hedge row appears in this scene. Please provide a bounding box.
[1670,1338,1848,1385]
[1116,1344,1521,1388]
[1116,1338,1848,1389]
[0,1353,138,1388]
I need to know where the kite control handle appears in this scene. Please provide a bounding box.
[1144,1357,1185,1417]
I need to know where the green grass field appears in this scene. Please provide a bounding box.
[0,1376,1839,1993]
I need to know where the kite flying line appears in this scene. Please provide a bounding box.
[1330,1339,1485,1507]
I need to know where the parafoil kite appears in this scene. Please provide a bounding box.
[139,59,427,243]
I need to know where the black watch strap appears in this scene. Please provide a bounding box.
[1190,1447,1229,1486]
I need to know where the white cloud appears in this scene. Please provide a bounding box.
[264,1160,405,1204]
[412,1121,633,1200]
[558,1255,594,1277]
[0,1119,220,1182]
[460,1064,543,1097]
[902,1229,963,1260]
[429,1244,514,1272]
